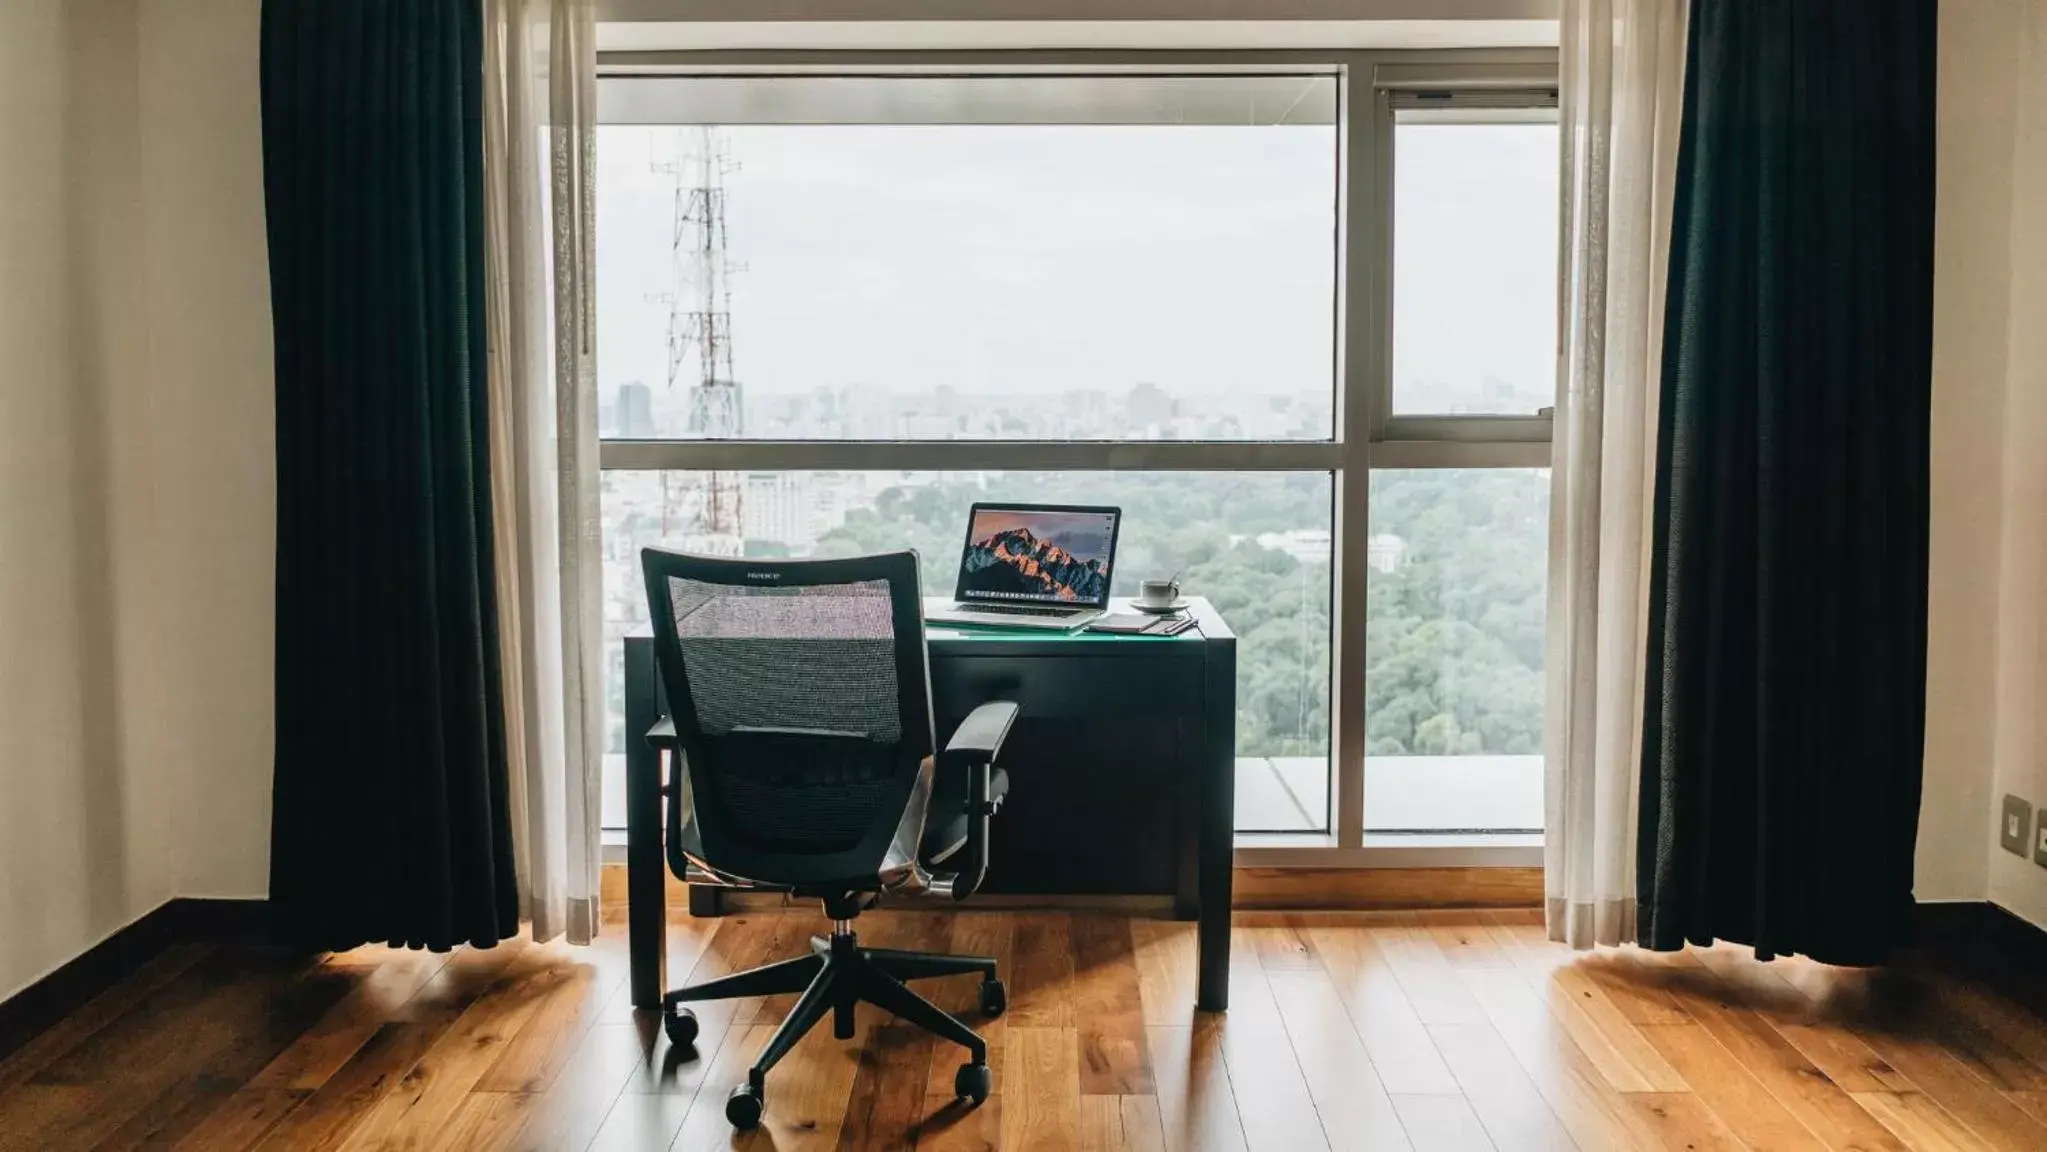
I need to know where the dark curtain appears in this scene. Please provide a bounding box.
[261,0,517,952]
[1638,0,1936,966]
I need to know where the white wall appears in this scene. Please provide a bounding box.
[133,0,276,899]
[1987,1,2047,929]
[1923,0,2024,904]
[1929,0,2047,930]
[0,0,175,1003]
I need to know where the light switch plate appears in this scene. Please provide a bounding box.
[2001,794,2032,856]
[2035,811,2047,869]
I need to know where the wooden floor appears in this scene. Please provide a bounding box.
[4,909,2047,1151]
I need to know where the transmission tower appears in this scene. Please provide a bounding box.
[654,127,745,552]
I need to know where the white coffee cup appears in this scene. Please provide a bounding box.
[1137,578,1181,608]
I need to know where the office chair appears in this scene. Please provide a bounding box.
[640,547,1018,1131]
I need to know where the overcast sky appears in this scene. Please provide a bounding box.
[595,121,1555,413]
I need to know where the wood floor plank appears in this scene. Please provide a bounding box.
[1265,969,1412,1150]
[1071,913,1156,1096]
[168,1086,310,1151]
[1848,1029,2047,1152]
[1148,1021,1249,1152]
[1627,1091,1747,1152]
[438,1090,538,1151]
[1244,924,1320,971]
[1853,1091,1996,1152]
[1374,923,1489,1028]
[1414,912,1513,971]
[1932,979,2047,1077]
[1635,1021,1829,1151]
[1008,914,1076,1030]
[922,910,1016,1099]
[1534,963,1689,1093]
[1389,1094,1495,1152]
[96,960,360,1149]
[1131,918,1199,1027]
[838,912,951,1151]
[1303,925,1461,1096]
[668,1012,870,1152]
[1078,1093,1170,1152]
[1455,966,1662,1151]
[335,943,567,1151]
[1425,1023,1576,1151]
[6,950,327,1150]
[583,1087,694,1151]
[474,938,628,1095]
[1002,1027,1081,1151]
[0,943,211,1096]
[1572,956,1695,1027]
[252,1021,465,1152]
[1639,958,1909,1152]
[915,1092,1003,1151]
[251,947,452,1091]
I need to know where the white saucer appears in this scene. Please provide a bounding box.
[1129,599,1191,614]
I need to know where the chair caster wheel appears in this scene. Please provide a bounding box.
[954,1061,993,1104]
[726,1084,764,1129]
[663,1005,698,1049]
[978,978,1007,1018]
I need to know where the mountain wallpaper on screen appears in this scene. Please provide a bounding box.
[961,527,1109,602]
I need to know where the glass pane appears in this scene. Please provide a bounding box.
[1364,468,1548,832]
[1391,119,1559,415]
[595,75,1337,442]
[600,470,1332,833]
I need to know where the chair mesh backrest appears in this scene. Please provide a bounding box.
[666,574,922,855]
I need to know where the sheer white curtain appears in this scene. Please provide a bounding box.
[1546,0,1687,949]
[482,0,602,944]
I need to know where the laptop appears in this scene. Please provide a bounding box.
[924,502,1122,631]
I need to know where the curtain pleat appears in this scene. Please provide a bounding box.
[1637,0,1936,966]
[263,0,518,953]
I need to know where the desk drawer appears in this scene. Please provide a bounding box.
[930,654,1201,719]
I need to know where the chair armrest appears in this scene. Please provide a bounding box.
[646,717,677,748]
[940,701,1018,771]
[934,701,1016,903]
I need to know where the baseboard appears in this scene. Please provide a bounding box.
[0,897,269,1063]
[598,861,1544,913]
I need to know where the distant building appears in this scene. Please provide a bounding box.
[616,381,656,438]
[1125,381,1173,429]
[1367,533,1407,573]
[1252,528,1332,566]
[743,472,809,549]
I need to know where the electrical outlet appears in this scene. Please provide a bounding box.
[2001,794,2032,856]
[2036,810,2047,869]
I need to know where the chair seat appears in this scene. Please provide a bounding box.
[920,766,1010,867]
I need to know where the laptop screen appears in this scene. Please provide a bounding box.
[954,504,1121,609]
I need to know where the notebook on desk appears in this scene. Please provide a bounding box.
[923,502,1122,631]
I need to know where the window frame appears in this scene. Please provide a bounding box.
[594,49,1556,868]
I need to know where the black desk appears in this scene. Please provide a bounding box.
[624,597,1238,1013]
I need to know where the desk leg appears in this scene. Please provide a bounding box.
[625,637,667,1011]
[1197,639,1236,1013]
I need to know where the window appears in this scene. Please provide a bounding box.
[1391,116,1559,417]
[1364,469,1548,833]
[595,61,1557,853]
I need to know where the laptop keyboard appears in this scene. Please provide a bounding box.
[954,602,1081,618]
